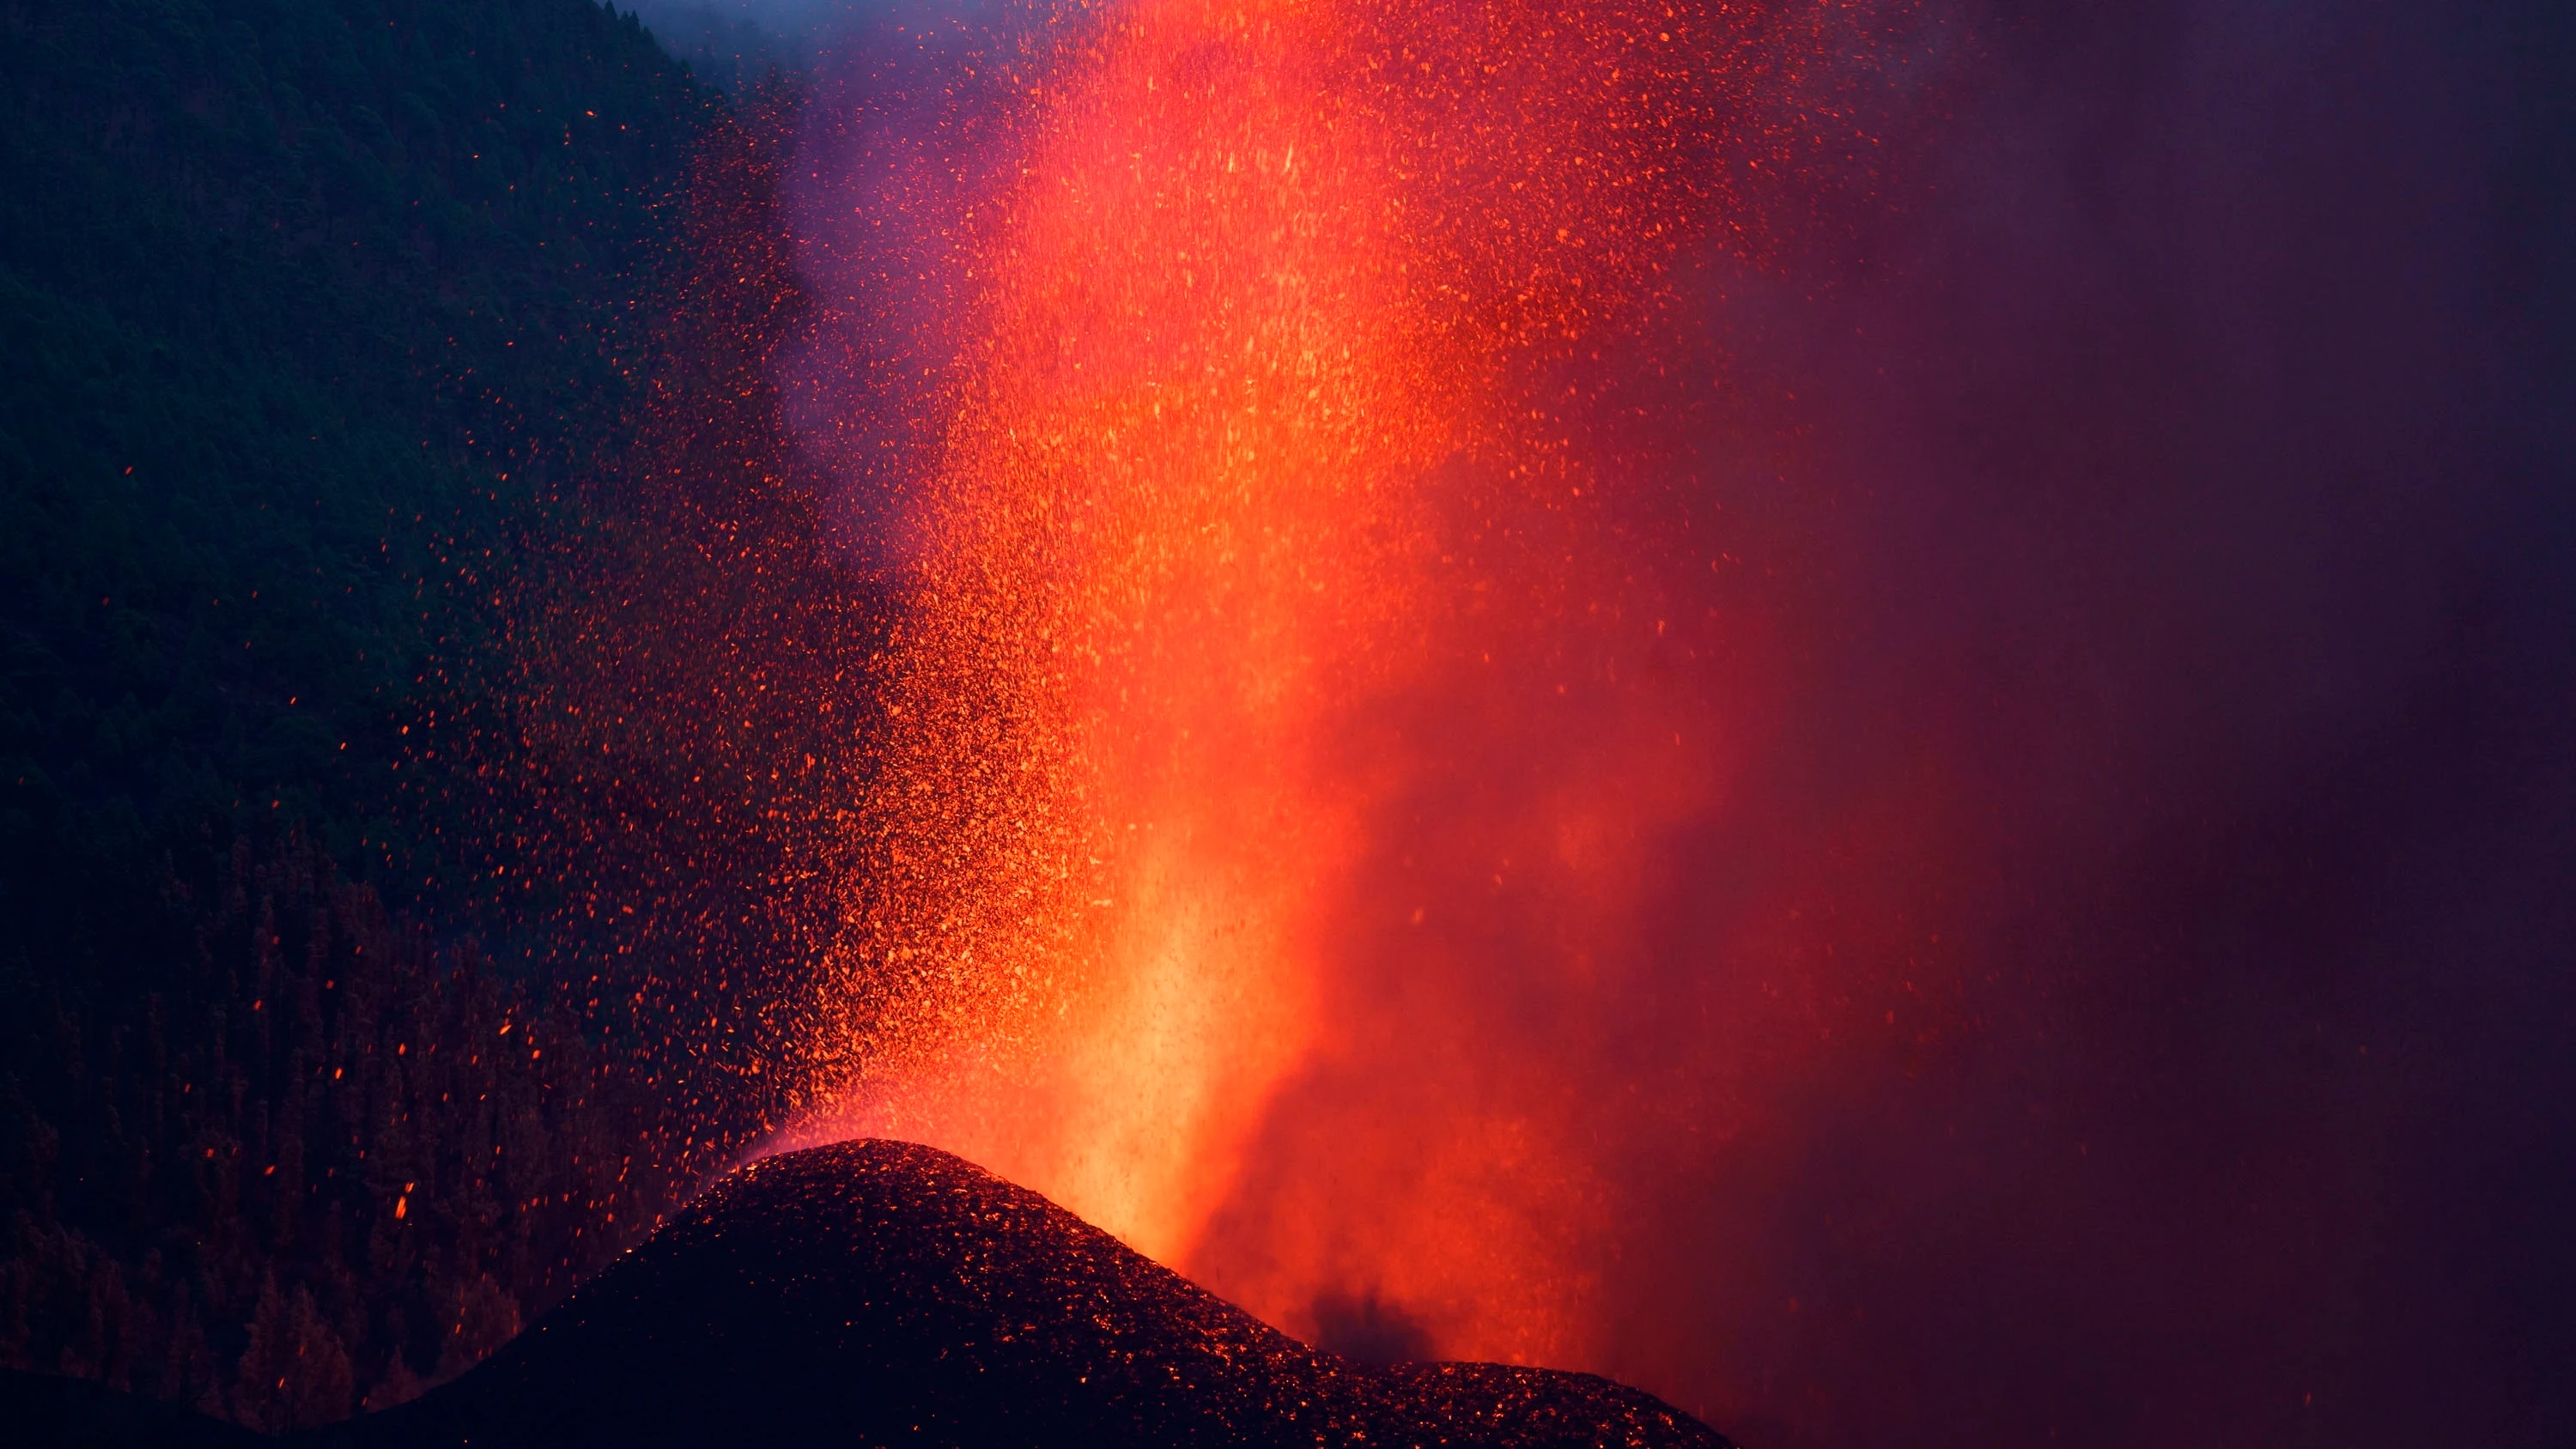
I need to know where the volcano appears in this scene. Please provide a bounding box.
[11,1141,1731,1448]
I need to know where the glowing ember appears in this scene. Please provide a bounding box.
[781,0,1900,1372]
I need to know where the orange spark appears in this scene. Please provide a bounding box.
[787,0,1895,1370]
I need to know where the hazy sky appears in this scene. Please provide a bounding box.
[621,0,860,41]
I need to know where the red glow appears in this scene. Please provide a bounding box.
[777,0,1908,1379]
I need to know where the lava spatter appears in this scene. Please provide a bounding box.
[778,0,1908,1376]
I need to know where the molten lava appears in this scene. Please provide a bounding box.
[783,0,1901,1375]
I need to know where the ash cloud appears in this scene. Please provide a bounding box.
[1552,2,2576,1444]
[1196,1,2576,1444]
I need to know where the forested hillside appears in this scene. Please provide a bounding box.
[0,832,694,1429]
[0,0,840,1427]
[0,0,700,979]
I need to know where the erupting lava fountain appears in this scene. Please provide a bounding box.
[775,0,1897,1373]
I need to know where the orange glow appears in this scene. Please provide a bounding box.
[784,0,1888,1369]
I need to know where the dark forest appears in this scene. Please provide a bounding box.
[0,0,850,1425]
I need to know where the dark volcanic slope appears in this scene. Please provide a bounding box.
[1,1369,269,1449]
[306,1139,1730,1449]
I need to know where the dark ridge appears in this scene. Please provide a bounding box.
[0,1368,267,1448]
[270,1139,1729,1449]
